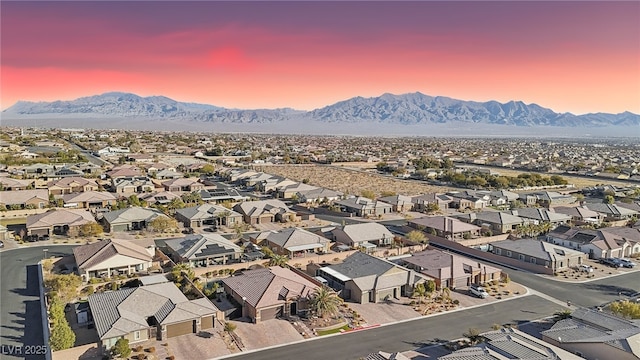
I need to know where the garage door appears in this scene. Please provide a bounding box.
[260,306,283,321]
[201,316,214,330]
[377,289,394,302]
[167,321,194,338]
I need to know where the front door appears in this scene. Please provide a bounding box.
[290,302,297,316]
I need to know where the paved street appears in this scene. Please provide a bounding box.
[0,246,75,360]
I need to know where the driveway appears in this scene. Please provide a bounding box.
[165,329,235,360]
[346,300,421,326]
[230,318,303,351]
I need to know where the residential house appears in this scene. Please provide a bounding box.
[73,238,154,280]
[26,209,97,236]
[411,193,454,213]
[175,204,243,228]
[546,225,640,259]
[112,176,155,195]
[162,178,205,192]
[508,208,572,227]
[195,188,247,204]
[106,165,142,179]
[408,216,481,240]
[60,191,117,209]
[441,328,582,360]
[126,153,154,163]
[139,191,182,206]
[251,228,331,258]
[163,234,242,267]
[0,189,49,209]
[583,203,638,221]
[490,238,584,273]
[88,282,216,353]
[233,199,297,225]
[552,206,604,226]
[97,146,130,157]
[542,307,640,360]
[518,191,576,207]
[154,169,183,180]
[334,197,393,217]
[317,251,425,304]
[399,249,502,289]
[222,266,319,323]
[296,187,343,204]
[377,195,414,213]
[331,223,394,250]
[453,211,524,235]
[276,182,317,199]
[0,177,34,191]
[100,207,169,232]
[47,177,99,195]
[448,191,489,210]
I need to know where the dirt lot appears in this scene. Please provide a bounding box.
[256,164,451,197]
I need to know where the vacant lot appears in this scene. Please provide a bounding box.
[256,164,452,197]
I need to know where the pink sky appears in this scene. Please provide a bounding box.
[2,1,639,114]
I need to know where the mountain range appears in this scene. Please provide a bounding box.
[3,91,639,131]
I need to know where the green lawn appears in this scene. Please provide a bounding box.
[316,324,350,336]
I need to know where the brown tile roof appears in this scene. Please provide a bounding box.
[73,238,152,271]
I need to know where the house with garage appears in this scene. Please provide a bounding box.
[334,196,393,217]
[112,176,155,195]
[163,234,242,267]
[316,251,425,304]
[47,177,99,195]
[221,266,319,323]
[583,203,639,221]
[546,225,640,259]
[100,206,169,232]
[398,249,502,290]
[541,307,640,360]
[490,238,584,273]
[411,193,454,213]
[161,177,205,192]
[0,177,34,191]
[106,165,142,179]
[377,194,414,213]
[139,191,182,206]
[508,208,572,227]
[276,182,318,199]
[195,188,247,203]
[518,191,576,207]
[60,191,117,209]
[175,203,243,229]
[88,281,217,353]
[408,216,482,240]
[453,210,524,235]
[0,189,49,209]
[73,238,155,280]
[251,228,331,258]
[26,208,97,237]
[552,206,605,226]
[233,199,297,225]
[295,187,343,204]
[331,222,394,250]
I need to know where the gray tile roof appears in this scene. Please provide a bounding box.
[102,206,167,225]
[262,227,329,250]
[491,239,582,262]
[164,234,241,260]
[341,223,394,244]
[327,251,395,279]
[175,203,241,221]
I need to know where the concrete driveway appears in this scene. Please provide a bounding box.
[230,318,304,350]
[347,300,422,326]
[165,330,235,360]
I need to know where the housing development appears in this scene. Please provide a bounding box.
[1,127,639,360]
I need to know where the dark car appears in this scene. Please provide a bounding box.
[182,227,194,234]
[203,226,217,232]
[599,258,622,268]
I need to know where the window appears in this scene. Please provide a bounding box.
[519,254,525,261]
[495,248,501,255]
[530,258,536,264]
[134,331,140,340]
[506,250,512,257]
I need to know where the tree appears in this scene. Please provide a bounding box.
[425,203,440,213]
[554,309,573,320]
[309,286,343,318]
[111,338,131,359]
[149,216,178,233]
[268,254,289,267]
[201,163,215,174]
[171,263,195,283]
[463,328,483,345]
[79,222,104,237]
[604,195,615,204]
[45,274,82,302]
[49,319,75,351]
[360,190,376,200]
[609,300,640,319]
[406,230,427,244]
[412,283,427,304]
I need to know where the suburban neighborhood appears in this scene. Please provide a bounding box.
[1,127,639,360]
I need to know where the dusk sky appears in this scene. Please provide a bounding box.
[2,1,639,114]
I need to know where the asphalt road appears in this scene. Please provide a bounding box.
[0,246,75,360]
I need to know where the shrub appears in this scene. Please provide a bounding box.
[135,345,143,352]
[146,346,156,353]
[452,299,460,305]
[111,338,131,359]
[134,354,146,360]
[224,322,237,332]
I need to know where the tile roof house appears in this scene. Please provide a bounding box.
[26,208,97,236]
[317,252,425,304]
[60,191,117,209]
[411,193,454,213]
[453,210,524,235]
[442,328,582,360]
[518,191,577,207]
[490,238,585,273]
[377,195,414,213]
[508,208,572,227]
[0,177,34,191]
[100,206,169,232]
[112,176,155,195]
[541,307,640,360]
[221,266,319,323]
[251,228,331,258]
[275,182,317,199]
[106,165,142,179]
[334,196,393,217]
[331,222,394,249]
[546,225,640,259]
[195,188,247,204]
[0,189,49,209]
[163,234,242,267]
[583,203,639,221]
[175,203,243,228]
[161,177,205,192]
[139,191,182,206]
[46,177,99,195]
[233,199,297,225]
[296,187,343,204]
[408,216,482,240]
[552,206,604,226]
[399,249,502,290]
[88,282,217,353]
[73,238,154,280]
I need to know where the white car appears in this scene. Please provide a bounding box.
[579,264,593,273]
[469,284,489,299]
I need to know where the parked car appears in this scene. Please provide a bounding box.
[578,264,593,273]
[599,258,622,268]
[617,258,636,268]
[469,284,489,299]
[182,227,194,234]
[203,226,217,232]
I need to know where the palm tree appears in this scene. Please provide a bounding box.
[413,283,427,304]
[268,254,289,267]
[554,309,572,320]
[309,286,343,318]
